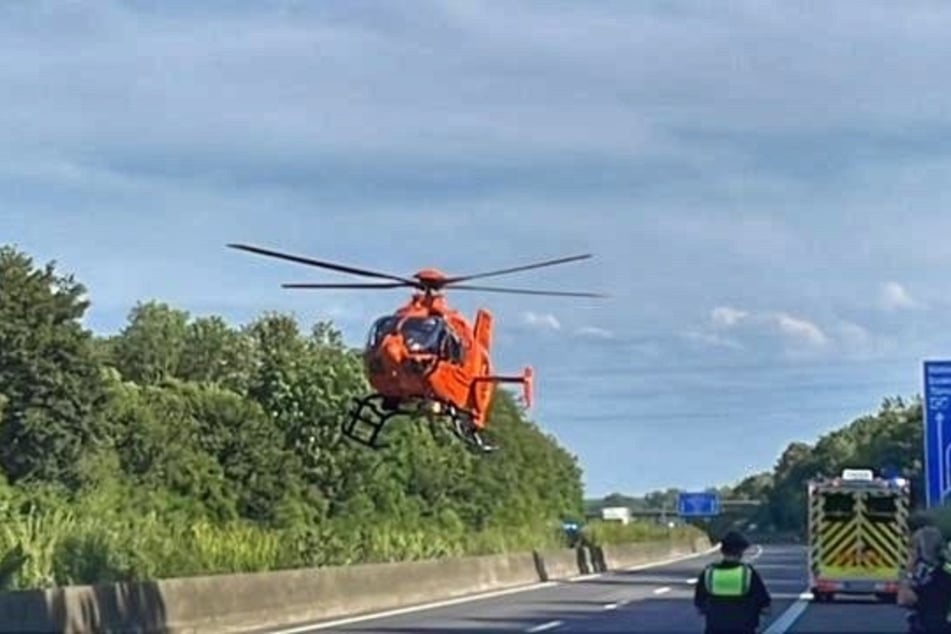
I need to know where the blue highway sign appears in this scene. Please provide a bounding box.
[677,491,720,517]
[924,360,951,507]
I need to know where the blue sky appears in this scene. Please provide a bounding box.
[3,0,951,497]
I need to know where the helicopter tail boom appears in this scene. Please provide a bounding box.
[476,366,533,408]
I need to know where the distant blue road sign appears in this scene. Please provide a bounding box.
[677,492,720,517]
[923,360,951,507]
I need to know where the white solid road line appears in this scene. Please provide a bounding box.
[568,544,720,581]
[566,544,719,582]
[624,544,722,572]
[270,545,721,633]
[686,578,698,585]
[653,586,671,595]
[267,582,558,633]
[526,620,563,632]
[747,545,764,561]
[567,572,602,582]
[762,591,812,634]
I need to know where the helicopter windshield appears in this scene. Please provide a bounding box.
[366,315,398,349]
[400,316,446,354]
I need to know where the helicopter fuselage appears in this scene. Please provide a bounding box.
[226,241,589,450]
[362,292,494,424]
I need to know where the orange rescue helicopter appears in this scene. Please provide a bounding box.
[227,243,604,453]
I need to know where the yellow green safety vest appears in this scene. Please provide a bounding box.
[705,564,752,596]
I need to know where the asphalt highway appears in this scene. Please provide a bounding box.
[267,545,914,633]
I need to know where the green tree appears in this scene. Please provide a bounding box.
[178,316,255,393]
[764,398,924,532]
[0,246,105,486]
[113,302,189,384]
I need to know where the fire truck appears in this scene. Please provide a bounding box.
[807,468,910,602]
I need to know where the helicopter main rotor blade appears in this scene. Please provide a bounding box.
[228,243,417,285]
[443,254,593,284]
[281,282,416,290]
[449,284,608,298]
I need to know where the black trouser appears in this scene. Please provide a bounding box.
[907,610,951,633]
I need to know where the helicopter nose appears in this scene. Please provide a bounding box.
[382,335,405,362]
[371,335,405,376]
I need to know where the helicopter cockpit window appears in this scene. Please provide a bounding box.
[443,331,464,364]
[367,316,398,349]
[400,316,446,354]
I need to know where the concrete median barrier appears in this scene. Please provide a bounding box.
[598,535,711,570]
[0,536,711,633]
[532,548,581,581]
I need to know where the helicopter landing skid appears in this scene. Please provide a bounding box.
[342,394,404,450]
[443,407,497,454]
[342,394,496,453]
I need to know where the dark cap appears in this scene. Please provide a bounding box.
[720,530,750,553]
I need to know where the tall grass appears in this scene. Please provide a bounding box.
[0,491,704,591]
[580,519,699,547]
[0,503,75,589]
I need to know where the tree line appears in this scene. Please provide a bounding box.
[0,244,690,590]
[587,398,928,537]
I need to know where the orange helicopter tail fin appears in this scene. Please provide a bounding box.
[473,309,493,350]
[522,366,533,409]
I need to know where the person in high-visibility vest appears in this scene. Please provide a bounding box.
[693,530,771,634]
[900,524,951,633]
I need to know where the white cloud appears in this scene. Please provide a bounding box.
[521,311,561,330]
[711,306,748,327]
[703,307,906,359]
[833,320,871,346]
[679,330,744,350]
[827,319,896,359]
[702,305,829,350]
[880,281,918,310]
[771,312,828,346]
[575,326,614,339]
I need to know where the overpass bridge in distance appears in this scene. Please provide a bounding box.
[587,499,764,522]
